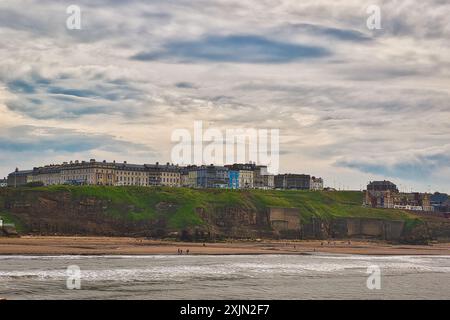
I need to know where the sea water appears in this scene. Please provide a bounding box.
[0,254,449,299]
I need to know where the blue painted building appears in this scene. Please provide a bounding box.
[228,170,240,189]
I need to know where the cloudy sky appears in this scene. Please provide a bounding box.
[0,0,449,192]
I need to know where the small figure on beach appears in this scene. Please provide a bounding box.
[186,249,190,255]
[203,243,206,247]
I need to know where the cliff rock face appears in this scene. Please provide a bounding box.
[1,191,157,237]
[1,188,449,243]
[196,207,272,239]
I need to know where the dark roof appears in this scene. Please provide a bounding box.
[369,180,396,186]
[8,170,33,176]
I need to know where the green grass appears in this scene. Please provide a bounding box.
[1,186,421,229]
[249,189,416,222]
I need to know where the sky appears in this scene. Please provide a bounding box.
[0,0,449,192]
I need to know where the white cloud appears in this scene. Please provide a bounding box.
[0,0,449,192]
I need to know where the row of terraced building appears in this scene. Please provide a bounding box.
[5,159,324,190]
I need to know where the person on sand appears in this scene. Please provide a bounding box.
[186,249,190,255]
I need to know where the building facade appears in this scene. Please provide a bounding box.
[228,170,240,189]
[367,180,399,193]
[187,169,198,188]
[364,181,433,212]
[197,165,229,189]
[31,165,62,186]
[8,160,183,188]
[238,170,254,189]
[262,174,275,189]
[275,174,311,190]
[430,193,449,212]
[115,162,148,186]
[310,177,324,191]
[253,165,275,190]
[7,169,33,187]
[61,160,116,186]
[159,165,181,187]
[225,163,256,189]
[6,160,324,192]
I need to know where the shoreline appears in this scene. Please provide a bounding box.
[0,236,449,256]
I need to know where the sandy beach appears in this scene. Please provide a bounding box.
[0,236,449,256]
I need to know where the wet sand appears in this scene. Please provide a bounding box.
[0,236,449,256]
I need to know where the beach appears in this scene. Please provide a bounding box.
[0,236,449,256]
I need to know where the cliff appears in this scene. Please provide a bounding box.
[1,186,449,243]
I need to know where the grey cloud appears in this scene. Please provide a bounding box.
[175,82,198,89]
[336,150,450,181]
[0,125,154,155]
[1,0,450,191]
[131,35,330,63]
[279,23,372,42]
[4,69,156,120]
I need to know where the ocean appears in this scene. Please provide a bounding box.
[0,254,449,300]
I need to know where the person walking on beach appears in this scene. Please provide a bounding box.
[186,249,190,255]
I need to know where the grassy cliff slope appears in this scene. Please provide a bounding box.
[0,185,419,229]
